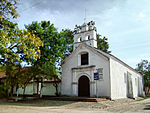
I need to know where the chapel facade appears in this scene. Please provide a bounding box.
[61,21,145,99]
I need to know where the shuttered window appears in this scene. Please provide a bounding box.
[97,68,103,80]
[81,53,88,65]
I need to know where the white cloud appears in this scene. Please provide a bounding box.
[138,12,146,19]
[125,53,150,68]
[16,0,150,68]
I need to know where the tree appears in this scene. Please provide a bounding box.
[15,67,33,97]
[38,62,60,96]
[0,0,43,97]
[0,22,42,97]
[25,21,60,95]
[25,21,74,96]
[0,0,18,19]
[136,60,150,95]
[25,21,74,65]
[97,34,111,53]
[59,29,74,58]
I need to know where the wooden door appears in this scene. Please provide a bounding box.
[78,76,90,97]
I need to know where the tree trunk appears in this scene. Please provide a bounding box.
[39,82,43,98]
[56,83,58,96]
[23,85,26,99]
[37,80,39,95]
[53,82,59,96]
[10,85,14,97]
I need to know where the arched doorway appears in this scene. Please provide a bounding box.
[78,75,90,97]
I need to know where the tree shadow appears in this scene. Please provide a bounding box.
[144,105,150,110]
[0,98,77,107]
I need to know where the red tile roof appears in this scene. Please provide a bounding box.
[0,67,61,82]
[0,71,6,78]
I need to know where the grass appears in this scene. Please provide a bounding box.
[0,99,76,107]
[136,97,150,101]
[136,98,146,101]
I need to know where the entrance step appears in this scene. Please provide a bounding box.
[42,97,107,102]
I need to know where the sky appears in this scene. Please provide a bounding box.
[15,0,150,68]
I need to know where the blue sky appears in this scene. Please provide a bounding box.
[16,0,150,68]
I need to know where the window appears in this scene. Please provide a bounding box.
[124,73,127,83]
[135,78,137,86]
[81,53,88,65]
[85,34,90,40]
[78,36,82,42]
[80,37,82,42]
[97,68,103,80]
[88,35,90,40]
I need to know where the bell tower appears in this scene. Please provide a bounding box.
[73,21,97,50]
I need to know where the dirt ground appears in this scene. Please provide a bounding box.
[0,98,150,113]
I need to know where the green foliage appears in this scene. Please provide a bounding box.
[26,21,58,63]
[0,65,6,72]
[26,21,73,65]
[39,62,58,78]
[59,29,74,59]
[0,0,18,19]
[0,21,43,95]
[136,60,150,75]
[25,21,73,76]
[25,21,74,96]
[0,0,43,97]
[136,60,150,95]
[97,34,111,53]
[16,67,32,87]
[0,81,7,98]
[144,71,150,88]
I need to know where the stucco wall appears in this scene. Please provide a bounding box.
[42,83,61,96]
[73,28,97,50]
[110,57,144,99]
[61,44,110,98]
[13,84,34,95]
[61,47,79,96]
[14,82,61,96]
[89,49,110,97]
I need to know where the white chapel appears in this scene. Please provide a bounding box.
[61,21,145,99]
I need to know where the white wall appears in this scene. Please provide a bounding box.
[61,44,111,98]
[110,57,144,99]
[14,82,61,96]
[61,48,78,96]
[73,29,97,50]
[13,84,33,95]
[42,83,61,96]
[89,48,110,97]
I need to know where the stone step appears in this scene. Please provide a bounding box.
[42,97,107,102]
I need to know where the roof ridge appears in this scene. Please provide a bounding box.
[84,43,141,76]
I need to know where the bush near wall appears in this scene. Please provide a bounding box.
[0,82,7,98]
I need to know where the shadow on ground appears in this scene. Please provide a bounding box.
[144,105,150,110]
[0,98,77,107]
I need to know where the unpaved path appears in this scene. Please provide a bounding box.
[0,98,150,113]
[105,98,150,113]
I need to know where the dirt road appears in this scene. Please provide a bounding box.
[105,98,150,113]
[0,98,150,113]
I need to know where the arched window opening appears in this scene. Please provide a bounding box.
[85,34,90,40]
[88,35,90,40]
[80,37,82,42]
[78,36,82,42]
[81,53,89,65]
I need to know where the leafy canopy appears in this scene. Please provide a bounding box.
[25,21,74,96]
[25,21,73,76]
[0,0,43,66]
[26,21,73,64]
[136,60,150,90]
[0,0,43,96]
[97,34,110,53]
